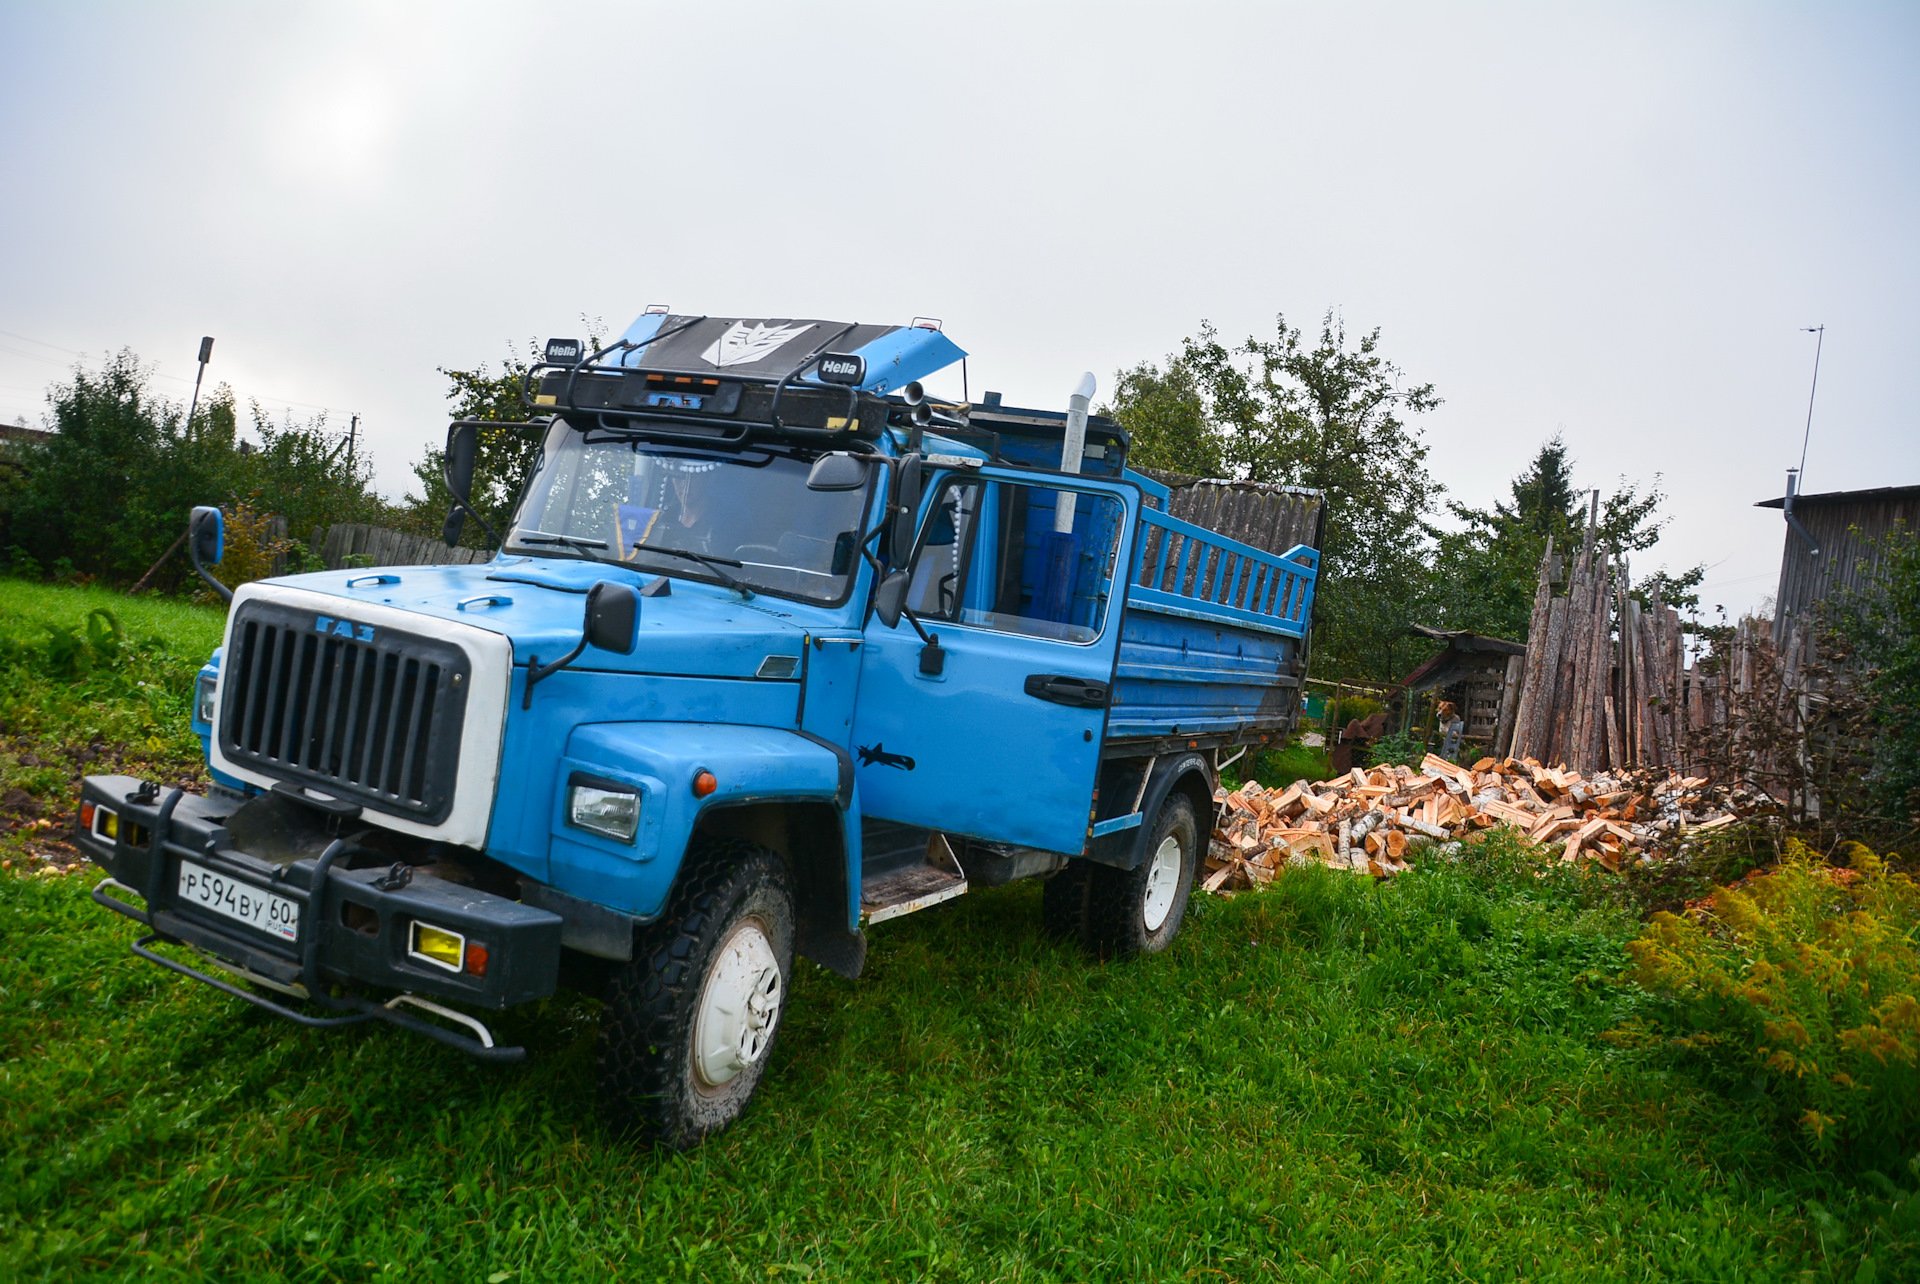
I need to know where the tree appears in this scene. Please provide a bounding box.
[1100,360,1221,478]
[5,351,215,582]
[1430,435,1703,642]
[399,324,605,546]
[1104,312,1445,680]
[234,403,385,546]
[1,350,386,587]
[1822,525,1920,835]
[1506,434,1579,537]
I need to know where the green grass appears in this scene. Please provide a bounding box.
[0,579,227,656]
[2,578,1917,1280]
[0,580,221,821]
[6,849,1916,1280]
[1225,741,1334,793]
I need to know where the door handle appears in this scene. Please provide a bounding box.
[1024,674,1110,708]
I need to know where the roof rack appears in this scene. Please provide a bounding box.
[523,321,876,445]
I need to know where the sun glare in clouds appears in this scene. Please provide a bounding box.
[269,71,396,188]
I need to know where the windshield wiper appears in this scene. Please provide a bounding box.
[516,532,611,553]
[628,543,754,598]
[518,530,754,599]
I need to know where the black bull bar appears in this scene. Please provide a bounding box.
[76,776,565,1063]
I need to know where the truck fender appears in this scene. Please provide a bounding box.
[553,723,858,980]
[1085,751,1216,872]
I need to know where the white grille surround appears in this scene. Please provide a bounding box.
[208,583,513,850]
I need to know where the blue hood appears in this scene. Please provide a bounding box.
[267,559,825,678]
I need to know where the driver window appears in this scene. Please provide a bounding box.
[906,478,1124,644]
[906,480,979,618]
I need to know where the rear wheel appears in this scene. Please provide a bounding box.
[1084,793,1199,958]
[1041,859,1095,941]
[597,840,793,1148]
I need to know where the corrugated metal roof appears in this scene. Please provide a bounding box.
[1755,483,1920,509]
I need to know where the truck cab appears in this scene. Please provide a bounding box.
[75,311,1318,1147]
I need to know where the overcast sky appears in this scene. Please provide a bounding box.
[2,1,1914,618]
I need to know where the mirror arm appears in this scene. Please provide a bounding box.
[189,538,232,604]
[900,608,937,649]
[188,507,232,604]
[443,455,505,551]
[522,635,587,710]
[859,543,939,647]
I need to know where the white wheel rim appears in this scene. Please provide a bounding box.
[691,918,783,1091]
[1143,833,1183,932]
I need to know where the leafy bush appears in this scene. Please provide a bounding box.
[1823,525,1920,836]
[1367,730,1425,768]
[1621,841,1920,1164]
[5,545,43,578]
[0,606,127,681]
[0,350,386,590]
[1327,694,1383,728]
[212,499,296,591]
[1245,740,1332,789]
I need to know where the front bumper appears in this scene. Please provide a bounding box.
[75,775,564,1062]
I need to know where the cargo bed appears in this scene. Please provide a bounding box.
[1104,473,1318,757]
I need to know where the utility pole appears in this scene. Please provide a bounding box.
[348,414,358,469]
[184,336,214,437]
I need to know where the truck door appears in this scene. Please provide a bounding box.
[852,468,1137,855]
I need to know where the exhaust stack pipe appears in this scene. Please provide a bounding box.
[1783,468,1820,556]
[1054,373,1096,533]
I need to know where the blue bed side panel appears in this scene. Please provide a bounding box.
[1106,504,1317,744]
[1107,606,1303,741]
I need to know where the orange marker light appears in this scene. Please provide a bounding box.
[693,771,718,798]
[80,801,96,830]
[463,943,490,977]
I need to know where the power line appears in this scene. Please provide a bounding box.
[0,341,75,368]
[0,327,86,355]
[0,323,356,420]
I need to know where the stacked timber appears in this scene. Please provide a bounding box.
[1204,752,1763,892]
[1504,522,1743,777]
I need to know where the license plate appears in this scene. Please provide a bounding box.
[176,860,300,942]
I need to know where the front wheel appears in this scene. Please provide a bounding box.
[597,840,794,1148]
[1083,793,1199,958]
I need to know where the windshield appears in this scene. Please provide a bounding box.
[505,424,873,604]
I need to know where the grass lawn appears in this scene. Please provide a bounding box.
[1,579,1915,1280]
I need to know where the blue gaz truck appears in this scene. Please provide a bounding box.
[75,312,1320,1146]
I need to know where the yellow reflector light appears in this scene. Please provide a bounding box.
[98,808,119,839]
[409,921,466,972]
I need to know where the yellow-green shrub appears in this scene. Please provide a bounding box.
[1623,841,1920,1163]
[212,499,295,590]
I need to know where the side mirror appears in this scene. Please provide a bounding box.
[190,505,224,566]
[584,582,638,654]
[525,580,638,708]
[806,452,868,492]
[442,422,479,545]
[873,570,910,628]
[889,456,923,566]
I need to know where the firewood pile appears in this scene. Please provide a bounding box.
[1204,753,1765,892]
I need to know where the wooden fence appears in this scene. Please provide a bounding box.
[1503,531,1857,816]
[313,524,488,570]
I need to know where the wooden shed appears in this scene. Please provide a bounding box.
[1394,624,1527,757]
[1757,482,1920,634]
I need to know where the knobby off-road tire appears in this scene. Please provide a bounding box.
[1040,859,1096,942]
[597,840,794,1149]
[1083,793,1199,958]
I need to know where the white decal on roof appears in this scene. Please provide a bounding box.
[700,321,815,368]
